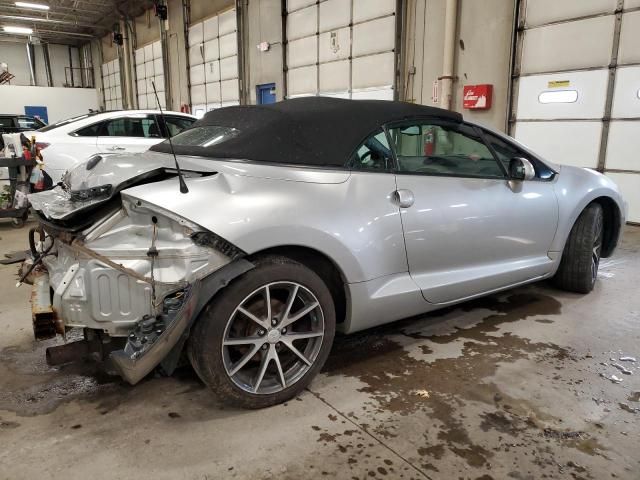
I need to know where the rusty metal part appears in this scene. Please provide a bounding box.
[31,270,59,340]
[46,341,90,366]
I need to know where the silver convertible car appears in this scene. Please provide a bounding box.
[26,97,625,408]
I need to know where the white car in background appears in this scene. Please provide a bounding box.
[31,110,196,182]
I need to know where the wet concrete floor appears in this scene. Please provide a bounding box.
[0,221,638,479]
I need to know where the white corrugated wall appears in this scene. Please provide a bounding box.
[512,0,640,222]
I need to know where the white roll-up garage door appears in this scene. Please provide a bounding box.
[285,0,397,100]
[134,40,166,110]
[511,0,640,223]
[188,8,240,118]
[101,59,122,110]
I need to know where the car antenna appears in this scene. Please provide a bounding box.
[151,80,188,194]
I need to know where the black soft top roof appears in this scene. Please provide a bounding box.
[151,97,463,167]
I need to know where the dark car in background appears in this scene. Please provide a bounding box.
[0,114,47,148]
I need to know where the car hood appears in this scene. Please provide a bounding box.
[29,150,350,221]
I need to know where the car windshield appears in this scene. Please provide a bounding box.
[38,112,100,132]
[170,125,240,147]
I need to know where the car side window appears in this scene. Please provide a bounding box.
[482,130,555,181]
[162,116,196,137]
[18,117,42,129]
[98,116,162,138]
[0,117,14,128]
[387,122,505,179]
[349,130,393,171]
[75,122,104,137]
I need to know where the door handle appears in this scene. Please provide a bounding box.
[394,189,415,208]
[106,146,125,151]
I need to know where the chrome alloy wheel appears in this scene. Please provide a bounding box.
[222,282,325,395]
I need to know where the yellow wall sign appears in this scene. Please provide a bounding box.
[548,80,571,88]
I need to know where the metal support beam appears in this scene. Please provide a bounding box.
[42,43,53,87]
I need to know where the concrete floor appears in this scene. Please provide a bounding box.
[0,220,638,480]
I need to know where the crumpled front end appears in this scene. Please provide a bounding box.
[30,192,252,384]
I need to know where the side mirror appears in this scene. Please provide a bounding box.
[509,157,536,181]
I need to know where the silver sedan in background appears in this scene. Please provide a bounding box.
[26,97,626,408]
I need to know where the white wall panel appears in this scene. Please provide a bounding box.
[144,44,153,62]
[287,6,317,40]
[189,22,203,46]
[189,10,238,109]
[134,49,144,65]
[352,16,395,57]
[319,0,350,31]
[319,28,350,62]
[144,61,154,79]
[611,66,640,118]
[288,65,318,96]
[606,173,640,222]
[153,75,164,92]
[525,0,617,27]
[618,11,640,65]
[218,9,236,36]
[219,33,238,58]
[153,58,163,75]
[353,0,395,23]
[220,56,238,80]
[521,16,615,74]
[624,0,640,8]
[189,44,203,67]
[203,16,219,41]
[287,0,315,12]
[137,79,146,95]
[190,64,205,85]
[515,121,602,168]
[288,36,318,68]
[135,63,144,80]
[205,60,221,82]
[221,79,239,101]
[206,82,222,103]
[204,39,219,62]
[152,41,162,60]
[352,52,394,89]
[191,84,206,104]
[351,88,393,100]
[516,70,609,119]
[286,0,395,99]
[319,60,350,93]
[605,122,640,170]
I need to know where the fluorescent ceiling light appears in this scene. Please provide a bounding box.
[15,2,50,10]
[3,25,33,34]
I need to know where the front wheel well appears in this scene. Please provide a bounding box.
[247,246,348,326]
[590,196,622,258]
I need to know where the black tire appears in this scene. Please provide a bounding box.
[188,255,336,409]
[553,203,604,294]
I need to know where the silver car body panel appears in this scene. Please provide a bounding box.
[28,133,626,351]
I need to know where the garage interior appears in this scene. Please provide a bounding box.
[0,0,639,479]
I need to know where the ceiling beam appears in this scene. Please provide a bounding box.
[0,14,110,29]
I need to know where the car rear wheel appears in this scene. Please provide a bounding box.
[188,256,335,408]
[553,203,604,294]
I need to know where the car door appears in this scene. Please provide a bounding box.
[95,114,163,154]
[390,119,559,304]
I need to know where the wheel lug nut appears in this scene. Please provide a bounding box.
[281,328,286,334]
[258,329,265,336]
[262,344,268,350]
[271,318,277,326]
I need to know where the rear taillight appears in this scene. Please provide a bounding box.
[36,142,49,150]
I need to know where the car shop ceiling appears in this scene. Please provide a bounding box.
[0,0,154,45]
